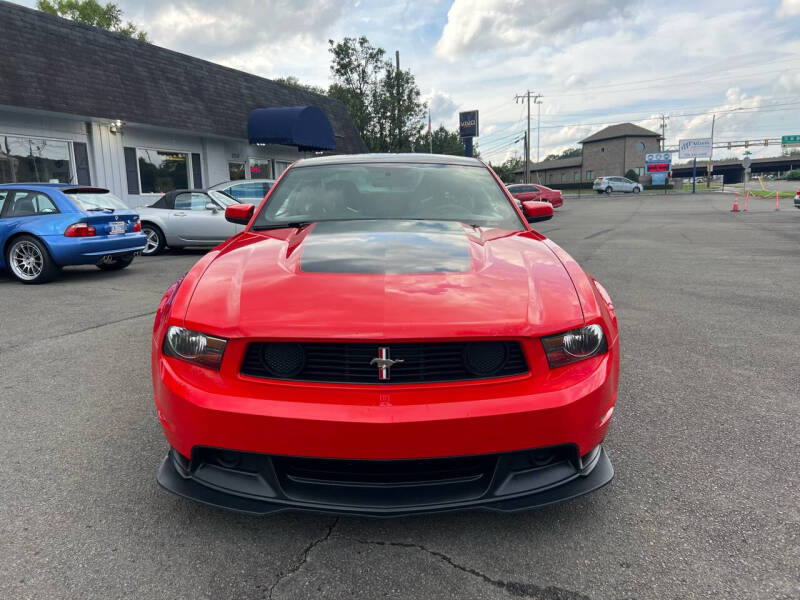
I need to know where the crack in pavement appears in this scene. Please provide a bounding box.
[349,538,591,600]
[267,518,339,599]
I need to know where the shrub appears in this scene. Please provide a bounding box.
[625,169,639,182]
[786,169,800,180]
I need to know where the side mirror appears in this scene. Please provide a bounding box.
[225,203,255,225]
[521,201,554,223]
[205,202,218,213]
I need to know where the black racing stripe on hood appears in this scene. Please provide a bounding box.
[300,220,472,274]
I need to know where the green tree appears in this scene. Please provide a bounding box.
[625,169,639,182]
[327,36,426,153]
[545,147,581,161]
[273,76,326,96]
[327,37,385,149]
[489,156,524,183]
[373,62,426,152]
[37,0,148,41]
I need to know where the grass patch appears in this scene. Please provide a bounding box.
[741,189,795,199]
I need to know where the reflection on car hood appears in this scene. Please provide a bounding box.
[184,220,584,339]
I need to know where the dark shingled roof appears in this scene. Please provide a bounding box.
[580,123,661,144]
[512,156,582,174]
[0,0,367,154]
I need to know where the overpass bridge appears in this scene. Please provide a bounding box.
[670,155,800,183]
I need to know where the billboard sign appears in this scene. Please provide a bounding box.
[781,134,800,146]
[645,152,671,163]
[679,138,712,159]
[646,163,669,172]
[459,110,479,138]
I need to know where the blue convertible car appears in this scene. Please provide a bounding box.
[0,183,146,284]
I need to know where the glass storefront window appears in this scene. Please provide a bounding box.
[228,162,245,180]
[273,160,291,177]
[249,158,272,179]
[0,135,72,183]
[137,149,188,193]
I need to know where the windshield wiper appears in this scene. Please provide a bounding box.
[85,207,115,212]
[252,221,313,231]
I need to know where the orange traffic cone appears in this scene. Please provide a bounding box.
[731,197,740,212]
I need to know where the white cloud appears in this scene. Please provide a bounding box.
[426,90,459,126]
[777,0,800,16]
[434,0,634,59]
[118,0,351,83]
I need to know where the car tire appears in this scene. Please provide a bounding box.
[5,235,60,284]
[633,186,641,194]
[605,186,613,194]
[141,223,165,256]
[96,255,134,271]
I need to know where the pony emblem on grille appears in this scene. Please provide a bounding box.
[370,347,404,381]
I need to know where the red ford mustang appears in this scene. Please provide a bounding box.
[507,183,564,208]
[152,154,619,516]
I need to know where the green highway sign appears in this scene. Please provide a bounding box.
[782,134,800,146]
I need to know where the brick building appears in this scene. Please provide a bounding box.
[514,123,661,185]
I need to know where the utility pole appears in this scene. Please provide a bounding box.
[514,91,542,183]
[659,114,669,151]
[535,95,543,164]
[522,131,528,181]
[707,113,715,188]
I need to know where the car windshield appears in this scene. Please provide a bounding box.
[209,190,238,206]
[66,191,128,211]
[253,163,524,230]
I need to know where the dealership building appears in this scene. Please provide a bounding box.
[0,1,365,206]
[514,123,662,185]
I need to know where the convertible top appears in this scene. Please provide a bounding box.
[149,189,206,210]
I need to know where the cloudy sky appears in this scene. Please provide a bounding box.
[14,0,800,162]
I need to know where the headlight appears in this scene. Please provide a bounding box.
[163,326,227,369]
[541,324,607,368]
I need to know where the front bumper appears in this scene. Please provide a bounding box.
[157,443,613,516]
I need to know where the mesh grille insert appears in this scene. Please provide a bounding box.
[241,341,528,384]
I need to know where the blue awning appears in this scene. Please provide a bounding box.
[247,106,336,151]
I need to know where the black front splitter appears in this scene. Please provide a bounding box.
[156,447,614,517]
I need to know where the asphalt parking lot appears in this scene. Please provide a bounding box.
[1,193,798,600]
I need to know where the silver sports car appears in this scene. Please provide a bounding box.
[137,189,244,255]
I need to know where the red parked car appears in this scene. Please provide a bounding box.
[507,183,564,208]
[153,154,619,516]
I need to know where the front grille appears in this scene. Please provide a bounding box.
[241,341,528,384]
[272,454,498,507]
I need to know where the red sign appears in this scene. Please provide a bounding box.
[647,163,669,172]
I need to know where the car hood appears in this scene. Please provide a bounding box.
[183,220,584,339]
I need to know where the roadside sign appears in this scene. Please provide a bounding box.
[742,156,752,169]
[645,152,671,162]
[679,138,712,159]
[459,110,479,138]
[781,134,800,146]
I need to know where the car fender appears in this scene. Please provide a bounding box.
[138,210,173,245]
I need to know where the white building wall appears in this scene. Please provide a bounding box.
[0,107,87,141]
[1,106,314,207]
